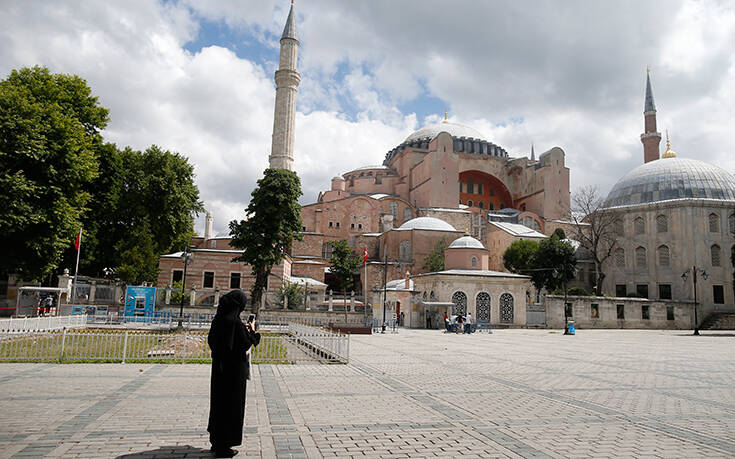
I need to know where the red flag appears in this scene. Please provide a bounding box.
[362,247,369,265]
[74,229,82,251]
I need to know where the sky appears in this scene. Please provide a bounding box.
[2,0,735,237]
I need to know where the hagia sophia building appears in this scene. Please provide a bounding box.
[157,4,735,329]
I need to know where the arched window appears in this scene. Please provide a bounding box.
[476,292,491,322]
[615,248,625,267]
[429,291,436,301]
[614,218,624,236]
[656,215,668,233]
[422,291,427,301]
[478,202,484,209]
[451,291,467,316]
[709,213,720,232]
[389,202,398,218]
[467,200,473,207]
[634,217,645,235]
[403,208,412,222]
[321,242,334,260]
[635,246,647,268]
[489,203,494,210]
[399,240,412,261]
[729,213,735,235]
[657,245,670,267]
[711,244,721,267]
[499,293,514,324]
[471,256,477,267]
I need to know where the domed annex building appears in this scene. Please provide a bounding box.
[590,71,735,328]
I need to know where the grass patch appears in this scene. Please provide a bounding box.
[0,330,289,364]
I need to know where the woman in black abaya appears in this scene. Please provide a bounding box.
[207,290,260,458]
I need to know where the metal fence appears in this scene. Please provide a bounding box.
[0,315,88,333]
[0,323,348,364]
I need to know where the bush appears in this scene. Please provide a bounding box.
[567,287,591,296]
[277,282,303,309]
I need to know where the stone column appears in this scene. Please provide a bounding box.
[165,287,171,305]
[328,290,333,312]
[189,288,196,306]
[214,288,220,307]
[89,281,97,303]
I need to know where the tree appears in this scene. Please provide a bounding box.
[503,239,544,292]
[58,144,203,283]
[568,186,621,295]
[229,168,303,314]
[422,238,447,272]
[535,232,577,293]
[329,240,361,296]
[0,66,108,279]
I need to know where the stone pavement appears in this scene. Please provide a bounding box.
[1,329,735,458]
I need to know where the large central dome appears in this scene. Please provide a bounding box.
[604,157,735,208]
[404,121,487,143]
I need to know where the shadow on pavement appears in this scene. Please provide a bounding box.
[676,332,735,337]
[116,445,215,458]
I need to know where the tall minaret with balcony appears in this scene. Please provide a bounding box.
[268,2,300,171]
[641,68,661,163]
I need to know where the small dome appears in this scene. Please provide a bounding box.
[404,121,487,144]
[447,236,486,250]
[398,217,456,231]
[605,158,735,208]
[332,176,344,181]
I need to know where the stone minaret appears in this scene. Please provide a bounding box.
[204,210,214,240]
[640,68,661,163]
[268,3,300,171]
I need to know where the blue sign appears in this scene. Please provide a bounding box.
[124,286,156,317]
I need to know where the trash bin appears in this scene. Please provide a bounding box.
[565,319,575,335]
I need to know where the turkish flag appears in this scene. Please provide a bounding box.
[362,248,369,265]
[74,229,82,251]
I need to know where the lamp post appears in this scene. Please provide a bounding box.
[682,266,708,335]
[178,246,194,329]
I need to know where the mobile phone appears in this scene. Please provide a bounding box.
[247,314,255,323]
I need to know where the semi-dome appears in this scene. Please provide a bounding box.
[605,157,735,208]
[447,236,487,250]
[398,217,457,232]
[404,121,486,143]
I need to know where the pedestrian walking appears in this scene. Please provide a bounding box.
[465,312,473,334]
[207,290,260,458]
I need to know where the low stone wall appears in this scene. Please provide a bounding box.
[545,295,693,329]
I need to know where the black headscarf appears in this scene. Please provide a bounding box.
[210,290,248,355]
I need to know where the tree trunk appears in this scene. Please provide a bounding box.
[251,269,269,318]
[595,263,605,296]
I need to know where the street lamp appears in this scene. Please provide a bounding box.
[178,246,194,329]
[681,266,708,335]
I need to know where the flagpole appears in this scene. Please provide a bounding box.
[72,229,82,304]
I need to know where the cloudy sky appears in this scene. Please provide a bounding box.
[2,0,734,236]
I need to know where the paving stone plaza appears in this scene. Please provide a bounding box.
[1,329,734,458]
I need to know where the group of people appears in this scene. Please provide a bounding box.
[444,311,474,334]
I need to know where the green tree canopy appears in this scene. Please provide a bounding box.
[422,238,447,272]
[329,240,361,295]
[229,168,303,314]
[0,66,108,279]
[503,239,544,291]
[535,232,577,293]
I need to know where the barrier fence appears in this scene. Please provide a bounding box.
[0,323,348,364]
[0,315,87,333]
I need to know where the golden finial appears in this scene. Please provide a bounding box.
[442,109,448,123]
[662,129,677,158]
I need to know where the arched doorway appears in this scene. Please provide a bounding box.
[500,293,514,324]
[476,292,491,322]
[451,291,467,316]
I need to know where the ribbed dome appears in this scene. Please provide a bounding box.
[398,217,456,231]
[447,236,486,250]
[605,158,735,208]
[404,121,486,143]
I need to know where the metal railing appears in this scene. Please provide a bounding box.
[0,323,348,364]
[0,315,87,333]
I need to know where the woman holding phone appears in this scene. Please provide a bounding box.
[207,290,260,457]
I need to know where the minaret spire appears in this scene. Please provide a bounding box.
[530,142,535,161]
[640,67,661,164]
[268,2,300,170]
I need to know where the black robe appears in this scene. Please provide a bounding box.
[207,290,260,448]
